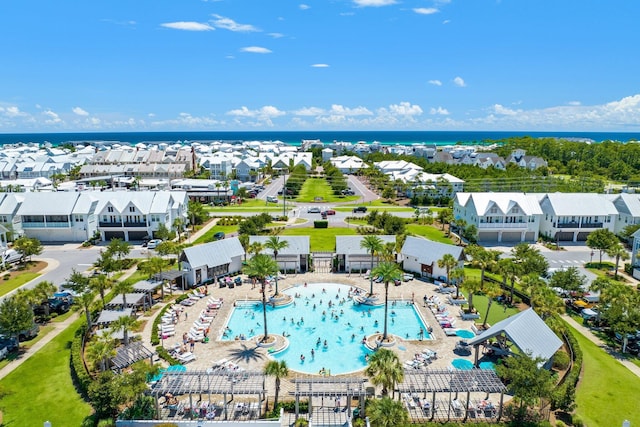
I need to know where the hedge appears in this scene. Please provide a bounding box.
[551,327,583,411]
[155,346,180,365]
[70,324,92,396]
[314,221,328,228]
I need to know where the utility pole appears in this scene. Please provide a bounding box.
[283,171,287,218]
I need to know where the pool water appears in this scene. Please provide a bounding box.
[451,358,474,370]
[456,329,476,339]
[479,361,496,370]
[222,283,431,374]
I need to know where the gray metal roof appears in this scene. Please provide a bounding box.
[18,192,80,216]
[467,308,562,362]
[401,236,464,265]
[181,237,245,269]
[96,308,134,325]
[249,236,310,255]
[541,193,617,217]
[335,235,396,255]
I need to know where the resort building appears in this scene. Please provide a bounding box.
[400,236,465,281]
[334,235,396,273]
[453,192,542,243]
[249,236,310,273]
[180,237,245,287]
[606,193,640,234]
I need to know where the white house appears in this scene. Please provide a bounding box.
[538,193,617,242]
[329,156,369,174]
[335,235,396,273]
[606,193,640,234]
[400,236,465,281]
[249,236,310,273]
[453,192,543,243]
[180,238,245,287]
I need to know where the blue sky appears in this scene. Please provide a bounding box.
[1,0,639,132]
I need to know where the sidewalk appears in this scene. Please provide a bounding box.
[562,315,640,378]
[0,263,140,381]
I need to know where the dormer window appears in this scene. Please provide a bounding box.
[107,206,114,213]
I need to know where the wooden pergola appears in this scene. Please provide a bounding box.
[288,376,369,421]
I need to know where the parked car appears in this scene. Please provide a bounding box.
[213,231,226,240]
[402,273,414,282]
[352,206,368,213]
[266,196,278,203]
[147,239,162,249]
[325,209,336,215]
[2,249,23,265]
[307,207,321,213]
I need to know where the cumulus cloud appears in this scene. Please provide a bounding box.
[453,76,466,87]
[240,46,272,54]
[43,110,62,124]
[211,14,259,32]
[428,80,442,86]
[292,107,326,116]
[3,106,27,117]
[567,101,581,106]
[72,107,89,116]
[353,0,396,7]
[388,102,423,116]
[413,8,439,14]
[329,104,373,116]
[227,105,285,118]
[299,4,310,9]
[161,21,214,31]
[429,106,450,115]
[311,63,330,68]
[268,32,285,38]
[492,104,517,116]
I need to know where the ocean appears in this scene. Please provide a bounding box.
[0,130,638,146]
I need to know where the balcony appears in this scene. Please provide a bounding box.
[478,222,528,229]
[556,222,603,229]
[99,222,147,228]
[22,222,70,228]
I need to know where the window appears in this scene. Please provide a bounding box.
[75,215,84,222]
[512,207,519,213]
[107,206,114,213]
[129,206,135,212]
[490,208,497,214]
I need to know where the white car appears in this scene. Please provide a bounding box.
[147,239,162,249]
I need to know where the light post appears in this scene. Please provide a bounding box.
[283,171,288,218]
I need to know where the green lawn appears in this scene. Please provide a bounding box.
[205,199,285,212]
[295,178,359,203]
[405,224,454,244]
[194,224,240,245]
[0,271,42,297]
[333,206,414,213]
[280,227,357,252]
[0,318,92,426]
[460,292,520,326]
[570,324,640,426]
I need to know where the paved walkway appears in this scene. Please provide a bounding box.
[562,315,640,378]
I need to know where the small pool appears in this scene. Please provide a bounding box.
[456,329,476,339]
[479,361,496,370]
[451,358,474,370]
[222,283,432,374]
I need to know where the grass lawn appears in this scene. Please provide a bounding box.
[0,261,47,297]
[569,324,640,426]
[194,224,240,245]
[405,224,454,244]
[0,317,92,426]
[296,178,359,203]
[333,206,415,213]
[281,227,357,252]
[205,199,284,212]
[461,292,521,326]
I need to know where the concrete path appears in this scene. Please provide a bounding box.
[562,315,640,378]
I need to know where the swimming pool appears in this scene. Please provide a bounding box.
[221,283,431,374]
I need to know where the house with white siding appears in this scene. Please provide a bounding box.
[335,235,396,273]
[180,238,245,287]
[249,236,310,273]
[400,236,465,281]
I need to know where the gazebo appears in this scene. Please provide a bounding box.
[110,341,154,372]
[95,308,134,326]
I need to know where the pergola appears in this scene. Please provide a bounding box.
[288,376,368,421]
[149,369,267,420]
[397,368,507,422]
[110,341,154,372]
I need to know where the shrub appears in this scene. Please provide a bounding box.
[156,345,180,365]
[553,350,570,370]
[555,421,566,427]
[571,414,584,427]
[295,418,309,427]
[3,274,9,280]
[314,221,328,228]
[70,324,92,396]
[151,303,176,345]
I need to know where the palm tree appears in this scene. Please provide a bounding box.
[264,360,289,409]
[112,314,138,346]
[437,253,458,285]
[498,258,521,304]
[531,286,564,321]
[238,234,250,261]
[78,290,97,330]
[243,254,279,342]
[371,261,402,342]
[606,243,630,280]
[361,235,383,295]
[32,281,56,316]
[449,267,465,299]
[87,332,117,372]
[248,241,264,256]
[461,278,482,312]
[380,242,396,262]
[172,217,185,243]
[481,281,503,328]
[264,236,289,295]
[466,245,500,288]
[365,348,404,397]
[89,274,111,306]
[112,280,134,310]
[142,256,169,300]
[367,397,409,427]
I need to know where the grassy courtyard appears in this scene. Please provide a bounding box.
[280,227,358,252]
[0,261,47,297]
[405,224,454,244]
[295,178,359,203]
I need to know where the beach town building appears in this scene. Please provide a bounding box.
[249,236,310,273]
[334,235,396,273]
[400,236,465,281]
[328,155,369,174]
[180,237,245,287]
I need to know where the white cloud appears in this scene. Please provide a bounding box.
[428,80,442,86]
[3,106,27,117]
[353,0,396,7]
[240,46,272,54]
[442,19,451,24]
[567,101,581,106]
[211,14,259,32]
[453,76,466,87]
[429,106,450,115]
[292,107,326,116]
[227,105,285,118]
[329,104,373,116]
[413,8,439,15]
[161,21,215,31]
[268,32,285,38]
[299,4,310,10]
[72,107,89,116]
[388,102,423,116]
[43,110,62,124]
[311,63,330,68]
[492,104,517,116]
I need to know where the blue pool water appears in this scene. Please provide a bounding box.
[456,329,476,339]
[451,359,474,370]
[221,283,431,374]
[479,361,496,370]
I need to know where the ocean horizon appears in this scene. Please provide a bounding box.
[0,130,638,146]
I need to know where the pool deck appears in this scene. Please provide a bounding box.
[144,271,485,398]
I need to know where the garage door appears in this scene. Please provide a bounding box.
[478,231,499,242]
[501,232,522,242]
[104,231,125,240]
[576,232,590,241]
[525,232,536,242]
[129,231,149,241]
[555,232,574,241]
